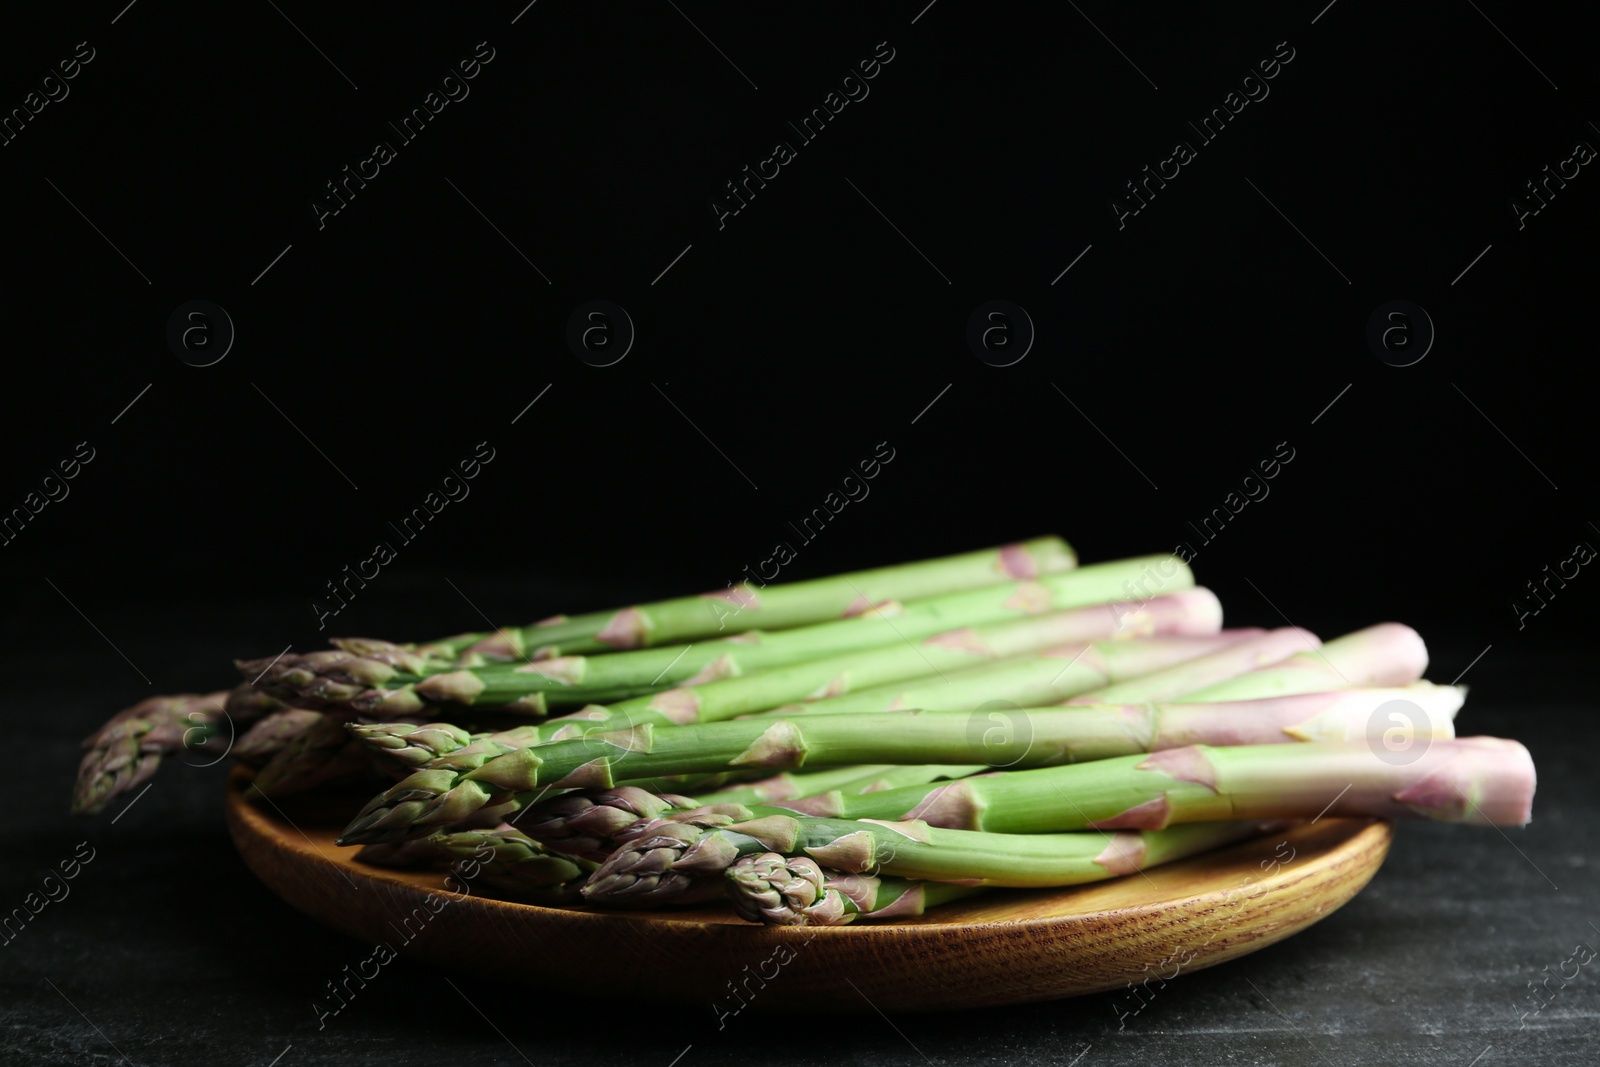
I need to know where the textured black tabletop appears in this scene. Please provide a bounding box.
[2,593,1594,1067]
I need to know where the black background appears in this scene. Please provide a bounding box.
[2,3,1596,1065]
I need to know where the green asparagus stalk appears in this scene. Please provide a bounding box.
[73,692,231,815]
[726,853,981,925]
[619,770,770,795]
[345,721,765,799]
[346,619,1244,772]
[284,557,1209,715]
[769,818,1269,886]
[238,538,1079,699]
[696,764,901,804]
[461,535,1079,655]
[586,816,1267,907]
[745,612,1240,723]
[343,717,763,839]
[692,764,985,806]
[323,557,1207,717]
[740,627,1317,798]
[334,686,1463,843]
[347,615,1250,809]
[1168,623,1429,702]
[1065,627,1320,704]
[780,735,1532,831]
[532,625,1239,747]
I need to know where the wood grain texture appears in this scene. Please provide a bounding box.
[224,769,1393,1011]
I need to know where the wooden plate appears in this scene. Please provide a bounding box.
[224,769,1393,1011]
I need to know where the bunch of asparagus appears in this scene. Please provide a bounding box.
[73,536,1537,928]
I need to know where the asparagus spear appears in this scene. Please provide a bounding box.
[334,686,1463,843]
[346,611,1242,805]
[273,733,591,800]
[1168,623,1428,702]
[223,685,287,723]
[345,721,764,797]
[1064,627,1322,704]
[429,825,596,899]
[509,767,977,858]
[248,714,373,798]
[438,627,1235,758]
[370,571,1213,717]
[531,624,1240,747]
[352,800,725,906]
[239,537,1079,700]
[355,792,531,867]
[239,641,448,712]
[447,535,1078,655]
[311,557,1207,717]
[440,824,727,904]
[349,721,507,771]
[513,767,986,859]
[73,692,231,815]
[726,853,981,925]
[780,735,1533,830]
[357,825,595,900]
[752,623,1274,720]
[233,708,327,765]
[697,764,902,804]
[240,709,549,789]
[692,763,985,806]
[586,817,1267,907]
[509,786,729,861]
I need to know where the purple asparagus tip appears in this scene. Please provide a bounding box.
[725,853,849,926]
[581,818,742,908]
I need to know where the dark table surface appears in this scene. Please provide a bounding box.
[2,591,1594,1067]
